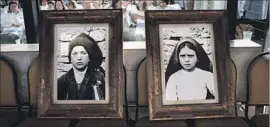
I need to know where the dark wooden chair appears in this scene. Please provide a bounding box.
[0,55,23,127]
[76,65,129,127]
[192,59,249,127]
[27,56,40,117]
[244,52,269,127]
[17,56,70,127]
[135,57,148,121]
[134,57,187,127]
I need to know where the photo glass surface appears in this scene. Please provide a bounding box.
[122,0,183,42]
[160,24,219,105]
[39,0,113,10]
[53,24,109,104]
[1,1,26,44]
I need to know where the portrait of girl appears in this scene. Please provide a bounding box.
[165,37,218,103]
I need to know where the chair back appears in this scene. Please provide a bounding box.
[136,57,148,107]
[230,58,240,117]
[231,58,237,89]
[0,55,20,108]
[135,57,148,121]
[123,65,128,118]
[246,52,269,105]
[27,57,40,108]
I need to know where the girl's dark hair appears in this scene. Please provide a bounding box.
[165,37,212,84]
[176,42,198,61]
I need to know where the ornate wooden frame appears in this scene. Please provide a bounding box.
[38,9,123,119]
[145,10,235,120]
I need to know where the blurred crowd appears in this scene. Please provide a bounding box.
[39,0,113,10]
[122,0,184,41]
[0,0,25,44]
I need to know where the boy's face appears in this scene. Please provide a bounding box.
[70,46,90,71]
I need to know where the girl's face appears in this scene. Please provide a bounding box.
[179,46,198,71]
[55,1,63,10]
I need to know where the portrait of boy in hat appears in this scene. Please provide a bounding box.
[57,33,105,100]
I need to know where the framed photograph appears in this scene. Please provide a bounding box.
[145,10,235,120]
[38,9,123,119]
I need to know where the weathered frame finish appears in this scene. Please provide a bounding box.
[38,9,123,119]
[145,10,235,120]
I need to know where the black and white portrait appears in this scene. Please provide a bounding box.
[160,24,219,105]
[53,24,109,104]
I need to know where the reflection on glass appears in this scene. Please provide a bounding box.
[237,0,268,19]
[39,0,113,10]
[123,0,183,42]
[122,0,227,42]
[1,0,26,44]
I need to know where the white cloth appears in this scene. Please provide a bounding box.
[75,3,84,9]
[73,67,87,84]
[165,68,215,101]
[93,85,100,100]
[40,5,48,10]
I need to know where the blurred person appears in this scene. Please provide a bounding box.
[3,0,20,13]
[145,0,156,10]
[55,0,66,10]
[156,0,180,10]
[67,0,75,9]
[101,0,112,9]
[47,1,55,10]
[1,1,25,44]
[40,0,48,10]
[67,0,83,9]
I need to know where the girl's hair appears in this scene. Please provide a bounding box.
[165,37,212,84]
[176,42,198,61]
